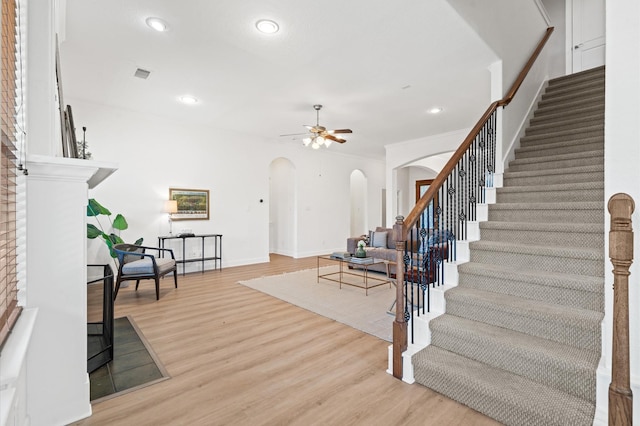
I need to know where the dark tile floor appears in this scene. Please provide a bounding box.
[88,317,165,401]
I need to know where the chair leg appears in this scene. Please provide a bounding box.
[155,277,160,300]
[135,280,140,291]
[114,278,122,300]
[173,271,178,289]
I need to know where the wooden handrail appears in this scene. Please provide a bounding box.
[608,193,634,426]
[497,27,555,107]
[402,27,554,237]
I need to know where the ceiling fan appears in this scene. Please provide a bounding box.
[281,104,352,149]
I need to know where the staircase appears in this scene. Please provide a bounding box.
[411,66,605,425]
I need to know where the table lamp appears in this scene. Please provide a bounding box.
[165,200,178,235]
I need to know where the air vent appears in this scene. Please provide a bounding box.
[134,68,151,79]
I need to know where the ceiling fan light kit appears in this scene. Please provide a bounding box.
[287,104,352,149]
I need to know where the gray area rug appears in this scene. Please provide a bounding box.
[238,266,395,342]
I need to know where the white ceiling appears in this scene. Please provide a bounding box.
[59,0,498,159]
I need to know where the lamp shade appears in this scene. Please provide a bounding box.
[164,200,178,214]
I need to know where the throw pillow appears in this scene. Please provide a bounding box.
[427,229,454,245]
[371,231,388,248]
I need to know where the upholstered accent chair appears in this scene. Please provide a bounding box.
[113,243,178,300]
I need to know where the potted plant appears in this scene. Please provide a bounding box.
[86,198,142,258]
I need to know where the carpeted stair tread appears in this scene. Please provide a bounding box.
[525,113,604,135]
[544,78,604,95]
[412,346,596,426]
[547,65,604,85]
[497,181,603,194]
[488,201,603,224]
[518,133,603,150]
[540,84,604,102]
[429,314,599,402]
[537,92,604,109]
[479,221,603,242]
[478,219,604,249]
[458,262,603,311]
[534,98,604,118]
[444,287,602,350]
[507,150,603,172]
[458,261,603,300]
[503,164,603,180]
[468,241,603,277]
[532,103,603,122]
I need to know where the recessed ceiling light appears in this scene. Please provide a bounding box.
[428,107,443,114]
[146,17,169,32]
[179,95,198,105]
[256,19,279,34]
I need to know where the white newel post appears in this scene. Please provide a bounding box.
[24,155,116,426]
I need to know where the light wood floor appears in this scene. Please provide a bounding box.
[78,254,500,426]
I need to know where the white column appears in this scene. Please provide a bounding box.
[25,155,116,425]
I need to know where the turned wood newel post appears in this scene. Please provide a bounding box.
[393,215,407,379]
[608,193,635,426]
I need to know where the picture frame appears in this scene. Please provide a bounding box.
[65,105,79,158]
[169,188,210,220]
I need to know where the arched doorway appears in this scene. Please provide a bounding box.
[269,158,296,256]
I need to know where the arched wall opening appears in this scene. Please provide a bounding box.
[269,157,297,256]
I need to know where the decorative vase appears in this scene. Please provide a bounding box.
[355,247,366,258]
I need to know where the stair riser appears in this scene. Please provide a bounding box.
[430,327,597,402]
[469,248,603,276]
[516,141,603,159]
[507,156,603,172]
[503,171,603,187]
[488,207,603,224]
[445,297,601,351]
[525,115,604,136]
[478,226,604,248]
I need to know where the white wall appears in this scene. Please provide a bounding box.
[597,0,640,423]
[269,158,296,256]
[73,99,385,266]
[349,170,367,237]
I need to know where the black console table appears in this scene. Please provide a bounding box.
[158,234,222,275]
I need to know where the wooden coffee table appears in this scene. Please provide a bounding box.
[317,255,391,295]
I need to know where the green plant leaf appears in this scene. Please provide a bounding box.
[87,223,104,239]
[112,214,128,231]
[134,237,143,245]
[107,233,124,245]
[87,199,111,216]
[104,238,117,258]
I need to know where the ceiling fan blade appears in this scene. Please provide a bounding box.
[324,134,347,144]
[328,129,352,134]
[279,132,308,137]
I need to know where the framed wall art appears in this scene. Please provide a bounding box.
[169,188,210,220]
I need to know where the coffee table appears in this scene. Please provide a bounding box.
[317,255,391,295]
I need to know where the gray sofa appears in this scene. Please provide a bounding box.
[346,226,450,280]
[347,226,397,274]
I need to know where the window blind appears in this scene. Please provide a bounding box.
[0,0,21,348]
